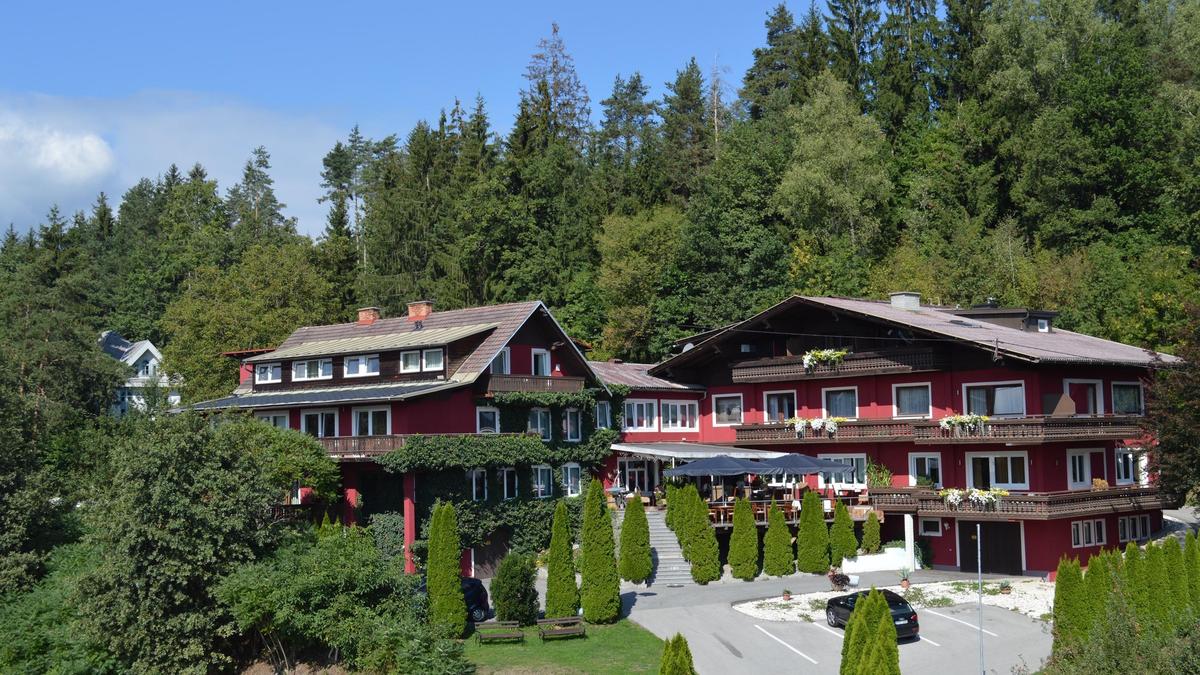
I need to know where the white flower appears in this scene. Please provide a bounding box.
[811,418,825,431]
[826,419,839,434]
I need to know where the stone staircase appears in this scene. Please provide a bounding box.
[616,507,692,586]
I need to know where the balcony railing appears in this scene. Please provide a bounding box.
[730,347,947,383]
[317,433,529,460]
[486,374,585,393]
[735,420,915,444]
[868,485,1163,520]
[912,416,1143,444]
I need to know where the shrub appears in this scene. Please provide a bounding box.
[619,495,653,583]
[867,609,900,674]
[664,484,678,530]
[1162,536,1188,618]
[1051,556,1084,653]
[796,490,829,573]
[427,502,467,638]
[861,511,881,554]
[728,498,759,581]
[828,501,859,566]
[840,588,887,675]
[659,633,697,674]
[492,552,538,626]
[1143,542,1171,629]
[673,484,700,558]
[1080,551,1110,638]
[684,488,720,584]
[1121,541,1148,620]
[368,511,406,561]
[579,480,620,623]
[762,502,794,577]
[1186,531,1200,612]
[544,500,579,619]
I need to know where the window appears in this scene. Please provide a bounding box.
[531,349,551,376]
[400,351,421,373]
[909,453,942,488]
[292,358,333,381]
[491,347,511,374]
[1063,379,1104,416]
[476,406,500,434]
[623,399,657,431]
[532,465,553,498]
[964,382,1025,417]
[919,518,942,537]
[763,391,796,423]
[713,394,743,426]
[255,363,282,384]
[966,452,1028,490]
[662,401,699,431]
[300,409,337,438]
[893,383,932,418]
[344,354,380,377]
[1037,318,1050,332]
[528,408,552,441]
[817,454,868,487]
[563,462,582,497]
[353,407,389,436]
[1067,449,1093,490]
[1118,514,1152,543]
[595,401,612,429]
[563,408,582,442]
[1112,383,1144,415]
[823,387,858,419]
[468,468,487,501]
[422,348,444,371]
[500,467,518,500]
[1071,519,1107,548]
[255,412,289,429]
[288,480,303,506]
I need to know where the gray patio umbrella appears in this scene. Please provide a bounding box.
[759,453,860,474]
[662,455,783,477]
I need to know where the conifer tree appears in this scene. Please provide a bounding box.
[1185,531,1200,612]
[841,588,886,675]
[763,502,795,576]
[686,488,721,584]
[729,497,760,580]
[1162,536,1189,617]
[664,484,678,530]
[580,480,620,623]
[829,501,859,566]
[545,500,579,618]
[659,633,697,674]
[826,0,881,104]
[861,510,881,553]
[1143,543,1170,628]
[619,495,653,584]
[869,606,901,674]
[427,502,467,638]
[1121,542,1150,622]
[1080,552,1110,639]
[1051,557,1084,653]
[797,490,830,573]
[491,552,538,626]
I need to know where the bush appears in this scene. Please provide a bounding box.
[544,500,579,619]
[1143,541,1171,629]
[427,502,467,638]
[659,633,697,674]
[796,491,829,573]
[762,502,794,577]
[1186,531,1200,612]
[492,552,538,625]
[728,498,759,581]
[1080,551,1110,638]
[673,484,699,556]
[664,484,678,531]
[840,588,888,675]
[1052,556,1084,653]
[1162,536,1188,617]
[368,511,406,561]
[580,480,620,623]
[682,487,720,584]
[861,511,881,554]
[619,495,653,583]
[828,501,858,566]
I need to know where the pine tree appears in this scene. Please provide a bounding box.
[226,146,297,253]
[826,0,881,104]
[545,500,579,619]
[427,503,467,638]
[797,490,830,573]
[619,494,653,584]
[743,4,803,119]
[861,511,881,553]
[729,497,760,580]
[524,22,591,148]
[873,0,942,137]
[829,501,859,566]
[841,588,887,675]
[580,480,620,623]
[763,502,795,576]
[1051,557,1084,653]
[660,58,713,203]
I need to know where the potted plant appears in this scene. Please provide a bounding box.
[782,588,793,601]
[828,567,850,591]
[998,580,1012,595]
[1091,478,1109,491]
[802,348,849,373]
[898,567,912,590]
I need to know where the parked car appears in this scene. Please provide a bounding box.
[417,576,491,623]
[825,589,919,640]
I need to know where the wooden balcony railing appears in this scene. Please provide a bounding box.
[317,433,529,460]
[486,374,585,393]
[868,485,1163,520]
[735,420,915,444]
[730,347,947,383]
[912,416,1143,445]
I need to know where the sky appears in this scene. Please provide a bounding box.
[0,1,800,235]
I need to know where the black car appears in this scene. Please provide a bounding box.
[417,576,491,623]
[825,589,919,640]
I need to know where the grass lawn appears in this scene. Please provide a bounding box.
[463,619,664,674]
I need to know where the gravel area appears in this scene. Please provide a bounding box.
[734,577,1055,623]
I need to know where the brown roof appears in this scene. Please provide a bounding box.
[588,360,702,391]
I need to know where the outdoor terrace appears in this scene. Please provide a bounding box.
[732,415,1143,446]
[867,485,1163,520]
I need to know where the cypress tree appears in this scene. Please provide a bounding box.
[1121,541,1150,622]
[491,552,539,625]
[870,606,901,675]
[763,502,795,577]
[839,593,867,675]
[545,499,579,619]
[829,500,859,566]
[861,510,881,554]
[797,490,830,573]
[664,484,678,530]
[427,502,467,638]
[1080,552,1110,640]
[665,633,697,674]
[658,634,675,674]
[1185,531,1200,613]
[580,480,621,623]
[841,589,886,675]
[619,494,653,584]
[1162,536,1188,619]
[1051,556,1083,653]
[729,497,760,580]
[1143,543,1170,629]
[687,488,721,584]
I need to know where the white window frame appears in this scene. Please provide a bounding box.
[661,400,700,431]
[528,407,552,441]
[351,405,391,436]
[623,399,658,432]
[964,451,1030,490]
[491,346,511,374]
[500,467,518,500]
[400,350,422,373]
[821,386,859,420]
[343,353,381,378]
[563,462,582,497]
[476,406,500,434]
[962,380,1027,417]
[531,348,551,376]
[299,408,338,438]
[919,517,943,537]
[254,362,282,384]
[468,468,487,501]
[1071,519,1107,548]
[1063,379,1105,416]
[712,394,744,427]
[1066,448,1096,490]
[817,453,868,489]
[1111,381,1145,416]
[532,464,553,499]
[255,411,289,429]
[1036,318,1050,332]
[762,389,797,423]
[892,382,933,419]
[1114,447,1145,486]
[595,401,612,429]
[563,408,582,442]
[908,452,943,488]
[421,348,444,372]
[292,358,333,382]
[1118,514,1152,543]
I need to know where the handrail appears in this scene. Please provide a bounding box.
[868,485,1163,519]
[486,374,586,393]
[735,419,915,444]
[913,415,1143,444]
[731,347,947,383]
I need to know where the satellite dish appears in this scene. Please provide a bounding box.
[682,342,695,352]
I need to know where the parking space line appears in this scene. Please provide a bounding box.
[919,635,941,647]
[754,625,819,664]
[811,623,843,639]
[922,609,999,637]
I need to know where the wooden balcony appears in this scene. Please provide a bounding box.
[486,374,585,393]
[317,433,529,461]
[869,485,1163,520]
[734,420,915,444]
[730,348,947,383]
[912,416,1143,445]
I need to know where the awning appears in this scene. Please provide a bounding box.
[611,442,785,461]
[664,455,784,477]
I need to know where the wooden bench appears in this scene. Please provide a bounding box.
[474,620,525,645]
[537,616,587,641]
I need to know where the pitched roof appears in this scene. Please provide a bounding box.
[188,381,459,411]
[587,360,702,391]
[244,323,498,363]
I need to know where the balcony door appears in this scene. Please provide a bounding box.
[1064,380,1103,416]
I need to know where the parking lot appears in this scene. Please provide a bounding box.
[631,598,1052,674]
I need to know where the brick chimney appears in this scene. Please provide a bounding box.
[407,300,434,322]
[357,307,381,326]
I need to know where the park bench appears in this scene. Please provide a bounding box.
[474,620,525,645]
[537,616,587,641]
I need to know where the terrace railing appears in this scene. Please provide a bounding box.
[912,416,1144,444]
[868,485,1163,520]
[730,347,947,383]
[734,419,916,444]
[486,374,586,393]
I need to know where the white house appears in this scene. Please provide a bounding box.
[99,331,181,415]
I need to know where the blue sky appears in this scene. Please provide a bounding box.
[0,1,797,234]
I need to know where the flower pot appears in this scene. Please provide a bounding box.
[782,592,792,601]
[1000,587,1012,595]
[900,579,911,590]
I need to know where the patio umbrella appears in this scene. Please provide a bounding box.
[759,454,858,474]
[662,455,783,477]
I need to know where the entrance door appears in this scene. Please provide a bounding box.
[618,458,652,493]
[958,521,1023,574]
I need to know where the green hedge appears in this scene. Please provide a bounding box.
[380,430,616,473]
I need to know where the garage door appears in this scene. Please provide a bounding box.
[958,520,1022,575]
